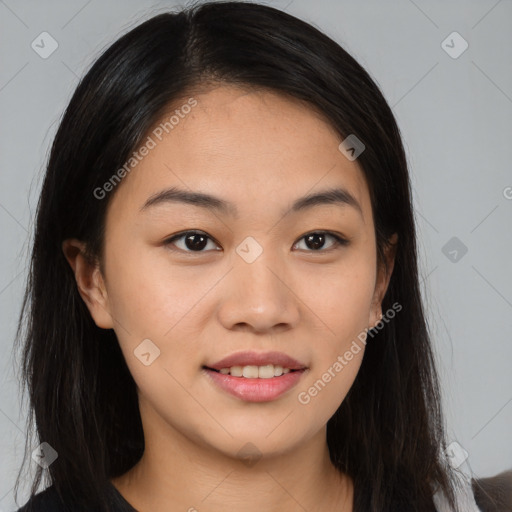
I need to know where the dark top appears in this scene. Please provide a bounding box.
[15,483,137,512]
[15,474,512,512]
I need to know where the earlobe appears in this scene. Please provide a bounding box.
[61,239,114,329]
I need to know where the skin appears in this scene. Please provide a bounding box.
[63,85,397,512]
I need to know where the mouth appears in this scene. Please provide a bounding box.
[203,350,308,402]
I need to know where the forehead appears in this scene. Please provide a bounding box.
[106,85,372,224]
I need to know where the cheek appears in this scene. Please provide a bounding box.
[294,257,374,417]
[104,239,211,337]
[103,241,222,384]
[125,357,221,451]
[302,256,376,340]
[296,327,366,433]
[294,314,365,441]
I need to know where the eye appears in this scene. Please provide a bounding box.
[164,230,349,254]
[293,231,349,252]
[164,230,221,253]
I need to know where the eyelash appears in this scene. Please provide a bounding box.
[163,230,349,254]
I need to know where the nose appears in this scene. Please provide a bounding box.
[216,249,301,335]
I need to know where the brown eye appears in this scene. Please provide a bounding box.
[165,231,220,253]
[293,231,348,252]
[164,230,348,254]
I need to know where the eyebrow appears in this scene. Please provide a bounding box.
[140,185,363,219]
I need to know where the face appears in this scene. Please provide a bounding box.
[65,85,395,461]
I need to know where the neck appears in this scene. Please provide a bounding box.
[111,400,353,511]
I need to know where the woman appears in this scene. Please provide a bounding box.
[13,2,497,511]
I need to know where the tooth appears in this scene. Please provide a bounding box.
[230,366,243,377]
[214,365,293,377]
[258,364,275,379]
[273,365,283,377]
[242,365,259,378]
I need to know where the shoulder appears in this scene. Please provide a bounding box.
[434,468,512,512]
[15,486,67,512]
[14,482,137,512]
[472,469,512,512]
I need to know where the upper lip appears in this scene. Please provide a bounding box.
[206,351,308,371]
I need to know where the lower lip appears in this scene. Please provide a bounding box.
[204,368,306,402]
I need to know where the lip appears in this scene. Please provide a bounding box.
[203,367,307,402]
[206,350,307,371]
[203,350,308,403]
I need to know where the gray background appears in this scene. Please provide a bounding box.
[1,0,511,509]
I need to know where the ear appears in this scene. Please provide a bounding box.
[369,233,398,328]
[61,239,114,329]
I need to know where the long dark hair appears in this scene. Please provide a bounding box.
[15,1,463,510]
